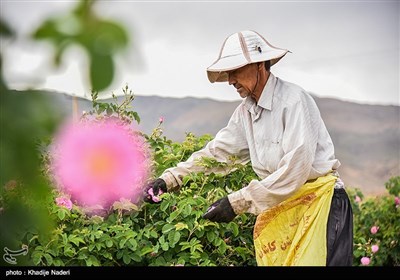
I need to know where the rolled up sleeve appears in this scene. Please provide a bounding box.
[160,105,250,192]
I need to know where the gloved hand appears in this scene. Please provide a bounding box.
[144,178,167,203]
[202,196,236,223]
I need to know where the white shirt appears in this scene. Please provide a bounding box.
[160,73,340,215]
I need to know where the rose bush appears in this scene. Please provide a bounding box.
[349,176,400,266]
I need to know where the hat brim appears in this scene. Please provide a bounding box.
[207,51,289,83]
[207,50,289,83]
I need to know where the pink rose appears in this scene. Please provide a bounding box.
[55,197,73,210]
[395,197,399,206]
[370,226,379,235]
[355,196,362,203]
[371,245,379,253]
[147,188,164,203]
[361,257,370,266]
[51,119,150,210]
[159,116,164,123]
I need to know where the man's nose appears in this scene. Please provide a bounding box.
[228,73,235,85]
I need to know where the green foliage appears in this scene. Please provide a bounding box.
[84,85,141,125]
[348,178,400,266]
[385,176,400,197]
[0,46,65,263]
[0,89,65,265]
[27,162,258,266]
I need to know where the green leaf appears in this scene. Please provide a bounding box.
[150,230,158,238]
[235,247,250,257]
[32,19,58,40]
[132,112,140,124]
[88,244,95,252]
[182,204,192,217]
[89,255,100,266]
[206,231,215,243]
[161,241,169,251]
[69,236,85,246]
[131,253,141,262]
[162,224,175,234]
[95,243,103,251]
[160,201,169,212]
[154,256,167,266]
[179,242,191,252]
[143,227,151,238]
[57,209,65,220]
[64,248,75,257]
[168,211,179,223]
[106,239,113,248]
[90,53,114,91]
[182,176,191,186]
[168,231,181,247]
[218,241,227,254]
[175,222,189,231]
[53,259,64,266]
[128,239,138,251]
[123,253,131,265]
[212,238,222,246]
[353,250,363,258]
[31,252,42,265]
[159,235,169,251]
[140,246,153,256]
[231,223,239,237]
[43,253,53,265]
[93,20,128,52]
[119,238,128,249]
[195,230,205,238]
[116,250,123,260]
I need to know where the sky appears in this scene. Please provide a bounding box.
[1,0,399,106]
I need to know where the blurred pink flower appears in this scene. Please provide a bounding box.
[55,197,73,210]
[159,116,164,123]
[370,226,379,235]
[371,244,379,253]
[355,196,362,203]
[51,119,150,209]
[395,197,399,206]
[361,257,370,266]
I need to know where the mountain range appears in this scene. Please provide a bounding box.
[25,90,400,196]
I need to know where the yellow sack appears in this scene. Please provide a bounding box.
[253,174,336,266]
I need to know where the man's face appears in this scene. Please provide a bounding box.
[227,63,259,99]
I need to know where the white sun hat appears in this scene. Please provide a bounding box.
[207,30,290,83]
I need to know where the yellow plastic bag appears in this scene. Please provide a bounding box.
[253,174,336,266]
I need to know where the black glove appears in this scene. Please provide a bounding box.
[202,197,236,223]
[144,178,167,203]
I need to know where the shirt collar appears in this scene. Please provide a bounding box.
[244,73,277,113]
